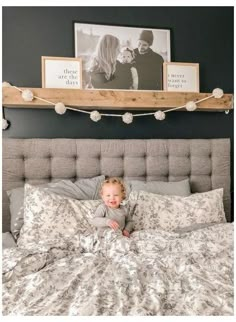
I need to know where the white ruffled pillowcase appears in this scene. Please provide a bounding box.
[17,184,101,248]
[129,188,226,232]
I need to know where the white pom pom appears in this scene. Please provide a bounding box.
[122,112,133,124]
[55,102,67,115]
[212,88,224,98]
[21,89,34,102]
[90,110,101,122]
[186,101,197,111]
[2,81,12,88]
[154,111,166,120]
[2,118,9,130]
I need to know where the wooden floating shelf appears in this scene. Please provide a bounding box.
[2,87,233,111]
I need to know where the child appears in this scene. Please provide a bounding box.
[88,34,133,89]
[91,177,133,237]
[119,47,139,90]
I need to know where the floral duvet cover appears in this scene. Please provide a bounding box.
[2,223,234,316]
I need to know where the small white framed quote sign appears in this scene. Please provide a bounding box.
[41,56,82,89]
[163,62,199,92]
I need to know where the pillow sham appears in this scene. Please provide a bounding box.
[127,178,191,197]
[129,188,226,231]
[7,175,105,240]
[17,184,101,248]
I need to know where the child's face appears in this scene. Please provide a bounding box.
[121,50,133,63]
[101,183,123,209]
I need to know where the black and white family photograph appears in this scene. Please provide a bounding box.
[74,22,171,90]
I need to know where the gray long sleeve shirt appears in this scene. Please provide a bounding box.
[91,203,134,233]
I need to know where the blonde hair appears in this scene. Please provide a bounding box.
[100,177,126,199]
[89,34,120,80]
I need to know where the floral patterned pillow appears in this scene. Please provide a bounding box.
[17,184,101,248]
[129,189,226,231]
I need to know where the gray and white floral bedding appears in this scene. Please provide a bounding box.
[2,223,234,316]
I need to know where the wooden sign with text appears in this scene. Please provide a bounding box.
[41,56,82,89]
[163,62,199,92]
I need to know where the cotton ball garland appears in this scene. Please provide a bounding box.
[55,102,67,115]
[212,88,224,99]
[1,82,228,126]
[22,89,34,102]
[2,81,12,87]
[122,112,133,124]
[186,101,197,111]
[154,111,166,120]
[90,110,101,122]
[2,118,9,130]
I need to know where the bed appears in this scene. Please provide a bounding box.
[2,138,234,315]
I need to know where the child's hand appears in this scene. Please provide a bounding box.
[107,219,120,230]
[122,229,130,238]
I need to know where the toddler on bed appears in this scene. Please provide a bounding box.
[91,177,133,237]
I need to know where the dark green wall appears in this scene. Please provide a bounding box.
[2,6,233,140]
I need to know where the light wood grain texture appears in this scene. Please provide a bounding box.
[2,87,233,111]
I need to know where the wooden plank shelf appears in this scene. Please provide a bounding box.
[2,87,233,111]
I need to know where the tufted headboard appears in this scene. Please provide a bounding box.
[2,138,231,232]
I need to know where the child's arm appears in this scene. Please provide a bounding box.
[124,213,134,232]
[123,210,134,237]
[130,67,138,90]
[90,204,119,229]
[90,204,108,227]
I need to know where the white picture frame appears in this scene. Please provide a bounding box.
[41,56,82,89]
[163,62,200,92]
[74,22,171,90]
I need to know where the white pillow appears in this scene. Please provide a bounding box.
[129,188,226,231]
[8,175,105,240]
[17,184,101,248]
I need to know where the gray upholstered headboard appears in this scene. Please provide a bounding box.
[2,138,231,232]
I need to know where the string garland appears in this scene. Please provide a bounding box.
[2,82,225,130]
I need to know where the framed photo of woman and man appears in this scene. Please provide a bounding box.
[74,22,171,91]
